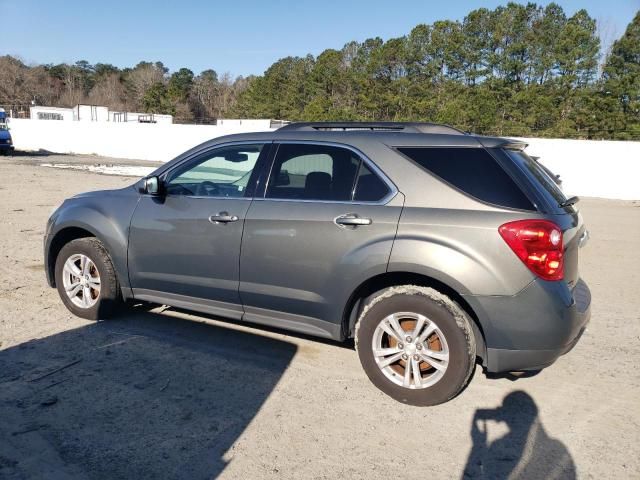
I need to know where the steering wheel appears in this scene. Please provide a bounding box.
[196,181,219,197]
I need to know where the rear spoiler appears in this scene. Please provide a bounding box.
[499,141,528,151]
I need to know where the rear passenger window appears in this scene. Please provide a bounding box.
[266,143,389,202]
[397,147,534,210]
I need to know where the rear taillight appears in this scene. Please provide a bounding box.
[499,220,564,281]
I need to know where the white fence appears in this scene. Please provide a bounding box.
[7,118,639,200]
[518,138,639,201]
[7,118,274,163]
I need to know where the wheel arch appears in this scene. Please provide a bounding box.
[46,223,127,296]
[46,226,97,286]
[342,271,487,363]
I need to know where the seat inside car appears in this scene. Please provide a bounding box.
[304,171,332,199]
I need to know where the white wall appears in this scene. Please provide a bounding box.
[518,137,640,200]
[6,118,639,199]
[8,118,274,162]
[216,119,274,129]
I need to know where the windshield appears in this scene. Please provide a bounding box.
[0,124,8,131]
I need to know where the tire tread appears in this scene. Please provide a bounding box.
[355,285,476,405]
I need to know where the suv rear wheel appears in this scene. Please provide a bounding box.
[54,238,121,320]
[355,285,476,406]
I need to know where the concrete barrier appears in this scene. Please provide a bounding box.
[7,119,639,200]
[7,118,274,162]
[518,137,639,201]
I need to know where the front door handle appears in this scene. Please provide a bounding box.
[209,212,239,224]
[334,214,372,227]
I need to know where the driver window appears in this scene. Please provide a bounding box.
[165,144,264,197]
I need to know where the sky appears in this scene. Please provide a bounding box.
[2,0,638,77]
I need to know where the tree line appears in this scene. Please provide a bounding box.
[1,3,638,139]
[0,57,248,124]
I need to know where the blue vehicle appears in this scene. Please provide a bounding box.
[0,108,14,155]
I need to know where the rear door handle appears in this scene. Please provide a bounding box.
[334,214,372,227]
[209,212,239,224]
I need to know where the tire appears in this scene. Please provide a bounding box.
[54,237,121,320]
[355,285,476,406]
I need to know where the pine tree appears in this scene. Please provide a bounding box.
[602,11,640,139]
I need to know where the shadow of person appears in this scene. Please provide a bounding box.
[462,391,576,479]
[0,307,298,479]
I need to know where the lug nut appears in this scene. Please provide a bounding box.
[416,344,423,350]
[397,343,404,349]
[413,354,420,361]
[401,354,408,360]
[405,336,412,343]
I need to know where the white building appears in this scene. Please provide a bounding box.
[109,111,173,124]
[73,104,109,122]
[29,106,74,121]
[30,104,173,124]
[216,119,288,129]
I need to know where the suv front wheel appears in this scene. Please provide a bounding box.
[54,238,121,320]
[355,285,476,406]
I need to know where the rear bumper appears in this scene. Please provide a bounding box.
[465,278,591,372]
[486,322,587,372]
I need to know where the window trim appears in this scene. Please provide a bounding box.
[158,141,272,200]
[393,145,538,213]
[258,140,398,205]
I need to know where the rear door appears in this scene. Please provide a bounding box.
[128,143,270,318]
[239,142,403,339]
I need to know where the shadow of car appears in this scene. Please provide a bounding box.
[0,308,297,479]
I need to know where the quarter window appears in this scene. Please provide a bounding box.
[397,147,534,210]
[165,144,264,197]
[353,163,390,202]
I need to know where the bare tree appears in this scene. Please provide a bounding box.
[89,73,126,110]
[125,62,167,110]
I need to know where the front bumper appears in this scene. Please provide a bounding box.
[466,278,591,372]
[44,233,55,287]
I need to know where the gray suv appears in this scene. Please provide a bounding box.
[44,122,591,406]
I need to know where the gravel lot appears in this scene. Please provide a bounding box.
[1,154,639,479]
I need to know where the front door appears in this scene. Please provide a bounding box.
[128,143,270,319]
[239,142,403,338]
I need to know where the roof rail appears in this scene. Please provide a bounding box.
[278,122,467,135]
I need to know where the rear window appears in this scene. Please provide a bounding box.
[503,149,567,207]
[397,147,535,210]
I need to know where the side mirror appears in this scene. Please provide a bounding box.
[143,176,161,195]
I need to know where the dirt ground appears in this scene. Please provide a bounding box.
[1,154,639,480]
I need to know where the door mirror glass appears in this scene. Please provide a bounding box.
[144,176,161,195]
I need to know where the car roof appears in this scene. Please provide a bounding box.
[156,122,526,175]
[207,124,524,150]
